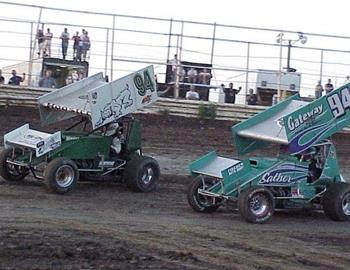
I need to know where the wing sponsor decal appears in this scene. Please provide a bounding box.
[259,163,308,186]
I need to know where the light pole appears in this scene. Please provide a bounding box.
[276,32,307,102]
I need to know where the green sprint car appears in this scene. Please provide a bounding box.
[188,84,350,223]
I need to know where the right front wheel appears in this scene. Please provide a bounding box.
[322,182,350,221]
[238,187,275,224]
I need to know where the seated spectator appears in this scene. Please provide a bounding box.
[186,85,200,100]
[39,70,57,88]
[198,68,212,85]
[0,69,4,84]
[224,82,241,104]
[8,70,25,85]
[187,67,198,83]
[247,88,258,105]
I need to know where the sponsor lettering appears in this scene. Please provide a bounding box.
[227,162,244,176]
[287,105,323,131]
[259,172,292,185]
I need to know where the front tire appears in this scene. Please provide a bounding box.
[322,182,350,221]
[238,187,275,224]
[0,147,28,182]
[187,176,221,213]
[124,156,160,192]
[44,158,79,194]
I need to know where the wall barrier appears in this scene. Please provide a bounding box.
[0,85,349,133]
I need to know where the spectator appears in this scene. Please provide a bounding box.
[36,29,44,57]
[187,67,198,83]
[60,28,70,60]
[43,28,53,57]
[247,88,258,105]
[198,68,212,85]
[185,85,200,100]
[272,93,278,105]
[39,70,56,88]
[344,75,350,85]
[325,79,334,94]
[8,70,25,85]
[81,31,91,62]
[224,82,241,104]
[315,80,324,99]
[169,54,180,82]
[179,66,186,82]
[0,70,4,84]
[72,31,80,60]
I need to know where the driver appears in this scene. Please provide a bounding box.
[105,122,123,154]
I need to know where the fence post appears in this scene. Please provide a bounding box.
[210,22,216,65]
[166,18,173,62]
[110,15,116,80]
[28,22,34,86]
[245,42,251,105]
[104,28,109,78]
[319,49,324,83]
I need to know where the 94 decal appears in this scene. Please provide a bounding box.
[327,87,350,119]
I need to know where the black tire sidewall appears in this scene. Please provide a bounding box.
[323,183,350,221]
[124,156,160,192]
[0,147,27,181]
[238,187,275,224]
[44,158,79,194]
[187,177,220,213]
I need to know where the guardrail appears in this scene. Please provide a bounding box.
[0,85,266,122]
[0,85,349,133]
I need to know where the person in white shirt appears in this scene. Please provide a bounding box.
[187,67,198,83]
[186,85,200,100]
[43,28,53,57]
[169,54,180,82]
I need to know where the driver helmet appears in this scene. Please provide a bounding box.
[105,122,119,136]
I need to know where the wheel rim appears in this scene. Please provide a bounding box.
[194,179,216,208]
[55,165,75,188]
[342,193,350,216]
[249,193,269,217]
[141,165,155,185]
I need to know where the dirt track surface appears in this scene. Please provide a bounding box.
[1,106,350,270]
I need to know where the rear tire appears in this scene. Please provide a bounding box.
[187,176,221,213]
[322,182,350,221]
[238,187,275,224]
[124,156,159,192]
[44,158,79,194]
[0,147,28,182]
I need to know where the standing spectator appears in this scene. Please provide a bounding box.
[344,75,350,85]
[60,28,70,60]
[198,68,212,85]
[8,70,25,85]
[324,79,334,94]
[185,85,200,100]
[81,31,91,62]
[315,80,324,99]
[0,70,4,84]
[43,28,53,57]
[187,67,198,83]
[247,88,258,105]
[224,82,241,104]
[169,54,180,82]
[38,70,56,88]
[72,31,80,60]
[36,29,45,57]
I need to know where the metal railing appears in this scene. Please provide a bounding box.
[1,1,350,103]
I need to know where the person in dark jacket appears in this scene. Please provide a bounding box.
[247,88,258,105]
[8,70,25,85]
